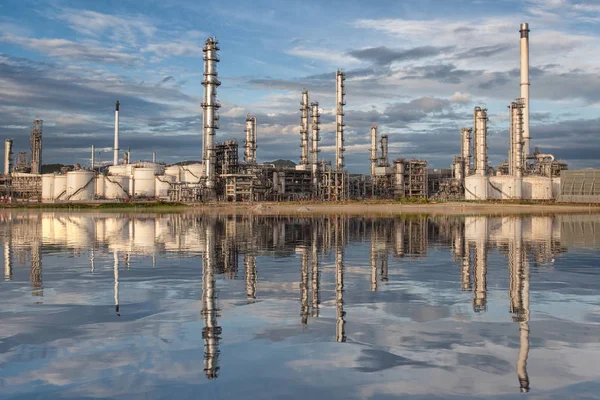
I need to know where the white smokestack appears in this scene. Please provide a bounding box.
[114,101,120,166]
[370,124,378,177]
[300,90,310,167]
[520,23,530,159]
[335,70,345,171]
[311,102,320,187]
[4,139,13,175]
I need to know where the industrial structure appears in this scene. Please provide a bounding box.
[3,22,597,204]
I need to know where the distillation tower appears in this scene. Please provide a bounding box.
[244,114,257,163]
[30,120,42,175]
[202,37,221,192]
[311,102,320,189]
[299,90,310,169]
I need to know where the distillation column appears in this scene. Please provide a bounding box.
[202,222,221,379]
[310,102,321,189]
[510,99,525,199]
[113,101,119,166]
[370,124,378,177]
[244,114,257,163]
[335,71,346,171]
[311,222,320,317]
[4,139,13,175]
[520,23,531,159]
[30,120,43,174]
[300,246,310,325]
[300,90,310,168]
[473,217,488,312]
[202,37,221,191]
[380,135,389,167]
[474,107,488,176]
[461,128,472,176]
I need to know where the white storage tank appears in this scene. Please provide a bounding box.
[66,171,95,201]
[133,167,156,197]
[181,163,204,183]
[95,175,105,198]
[53,175,67,200]
[464,175,488,200]
[41,174,54,201]
[155,175,175,199]
[525,176,552,200]
[108,165,129,176]
[105,175,129,199]
[165,165,182,182]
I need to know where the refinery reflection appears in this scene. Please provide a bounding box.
[1,212,600,390]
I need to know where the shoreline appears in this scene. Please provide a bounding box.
[2,201,600,215]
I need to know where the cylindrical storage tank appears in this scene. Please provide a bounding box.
[95,175,105,198]
[181,164,204,184]
[165,165,182,182]
[66,171,95,201]
[133,167,156,197]
[53,175,67,200]
[155,175,175,199]
[108,165,128,176]
[530,177,552,200]
[41,174,54,201]
[105,175,129,199]
[464,175,488,200]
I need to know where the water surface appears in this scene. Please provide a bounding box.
[1,212,600,399]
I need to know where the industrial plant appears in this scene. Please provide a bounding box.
[1,23,598,204]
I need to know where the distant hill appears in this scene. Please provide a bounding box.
[269,159,296,168]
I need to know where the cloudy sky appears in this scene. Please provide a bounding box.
[1,0,599,172]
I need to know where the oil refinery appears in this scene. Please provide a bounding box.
[0,23,598,204]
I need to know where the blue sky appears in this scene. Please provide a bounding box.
[1,0,599,172]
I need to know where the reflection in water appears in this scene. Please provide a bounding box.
[114,251,120,316]
[202,221,221,380]
[335,217,346,343]
[2,212,600,393]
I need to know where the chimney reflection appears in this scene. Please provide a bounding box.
[244,254,257,303]
[311,224,320,318]
[335,217,346,343]
[472,219,488,313]
[30,240,42,300]
[300,245,310,325]
[202,222,221,380]
[114,251,120,316]
[509,218,530,393]
[4,242,12,281]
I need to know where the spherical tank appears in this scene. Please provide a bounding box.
[164,165,182,182]
[105,175,129,199]
[66,171,95,201]
[133,167,156,197]
[182,164,204,184]
[95,175,105,198]
[53,175,67,200]
[155,175,175,199]
[41,174,55,201]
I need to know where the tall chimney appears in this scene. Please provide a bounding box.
[202,37,221,190]
[335,70,345,171]
[311,102,320,187]
[4,139,13,175]
[370,124,378,177]
[520,23,530,159]
[300,90,310,167]
[114,101,119,166]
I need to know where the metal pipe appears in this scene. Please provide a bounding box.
[370,124,378,176]
[520,23,531,159]
[474,107,488,176]
[311,102,320,187]
[114,101,119,166]
[202,37,221,190]
[335,70,345,171]
[4,139,13,175]
[300,90,310,166]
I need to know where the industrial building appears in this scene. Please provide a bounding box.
[1,24,595,204]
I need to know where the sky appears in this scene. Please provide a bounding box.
[0,0,599,172]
